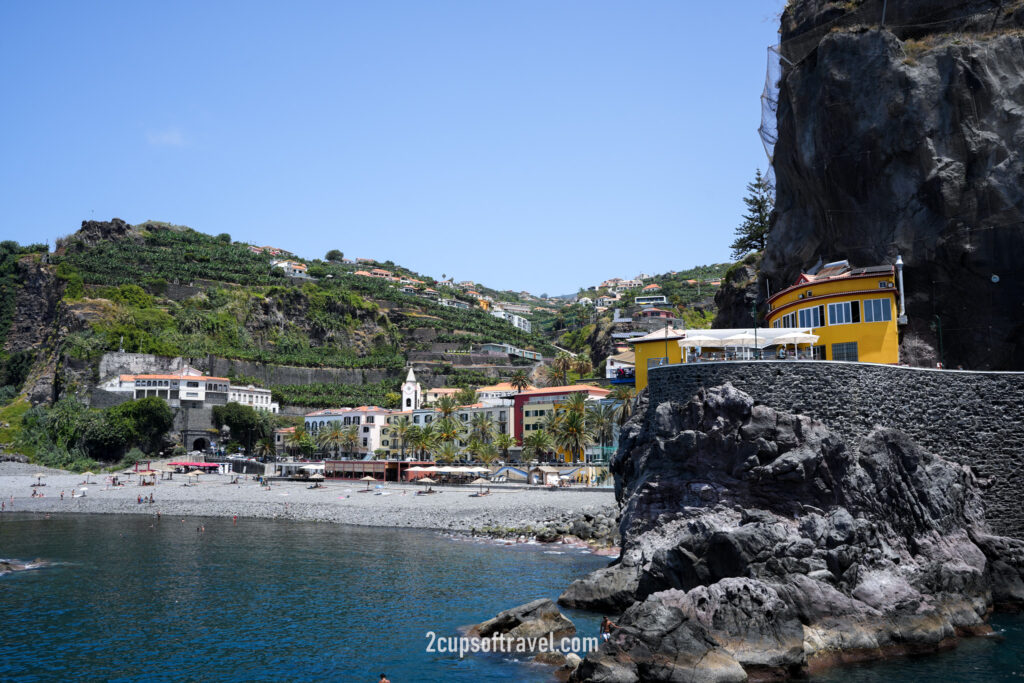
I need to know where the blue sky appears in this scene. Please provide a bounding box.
[1,1,784,295]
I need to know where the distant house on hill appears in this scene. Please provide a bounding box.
[271,259,310,278]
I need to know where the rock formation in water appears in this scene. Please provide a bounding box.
[562,384,1024,681]
[716,0,1024,369]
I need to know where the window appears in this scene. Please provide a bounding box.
[863,298,892,322]
[187,381,199,388]
[362,426,369,434]
[366,416,374,424]
[413,416,420,424]
[831,342,859,362]
[797,305,824,328]
[828,301,855,325]
[778,312,797,327]
[362,438,368,447]
[406,398,411,407]
[425,415,432,423]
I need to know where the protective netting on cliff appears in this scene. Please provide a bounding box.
[758,45,783,177]
[778,0,1010,66]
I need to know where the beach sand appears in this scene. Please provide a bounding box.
[0,461,616,531]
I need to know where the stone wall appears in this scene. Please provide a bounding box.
[648,361,1024,537]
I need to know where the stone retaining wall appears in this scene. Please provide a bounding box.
[648,361,1024,537]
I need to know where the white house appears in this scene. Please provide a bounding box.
[102,367,229,409]
[491,309,532,333]
[228,384,279,414]
[304,406,391,456]
[605,350,636,380]
[271,259,309,278]
[439,298,471,310]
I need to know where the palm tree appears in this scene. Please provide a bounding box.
[508,369,531,393]
[551,409,593,464]
[470,412,495,444]
[464,437,483,463]
[542,364,569,387]
[317,422,345,458]
[435,440,459,464]
[433,415,463,445]
[341,424,361,457]
[553,351,574,378]
[410,424,438,459]
[610,385,638,426]
[285,427,308,459]
[254,437,276,460]
[587,403,618,461]
[405,425,422,458]
[434,394,459,419]
[561,392,588,416]
[494,433,516,462]
[572,353,593,379]
[478,442,499,468]
[391,415,413,460]
[522,429,554,462]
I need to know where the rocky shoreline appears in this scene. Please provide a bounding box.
[549,384,1024,682]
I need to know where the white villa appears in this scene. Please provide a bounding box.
[228,384,280,414]
[102,366,279,412]
[271,259,309,277]
[491,309,532,333]
[304,406,391,455]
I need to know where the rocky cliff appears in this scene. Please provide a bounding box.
[720,0,1024,369]
[562,384,1024,681]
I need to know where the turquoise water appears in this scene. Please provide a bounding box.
[0,514,607,682]
[3,513,1023,682]
[809,612,1024,682]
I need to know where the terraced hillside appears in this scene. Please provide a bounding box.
[1,219,558,414]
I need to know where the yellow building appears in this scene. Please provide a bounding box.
[766,260,901,363]
[630,327,687,391]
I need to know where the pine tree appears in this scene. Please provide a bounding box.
[729,169,774,259]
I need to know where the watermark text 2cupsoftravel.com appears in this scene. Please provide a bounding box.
[425,632,600,659]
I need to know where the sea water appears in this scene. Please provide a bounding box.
[2,513,1022,682]
[0,514,606,681]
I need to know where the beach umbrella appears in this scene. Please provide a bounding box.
[310,473,325,481]
[469,477,489,493]
[679,334,723,347]
[360,475,377,491]
[769,331,819,359]
[721,332,760,360]
[417,477,436,485]
[82,471,94,483]
[33,473,46,484]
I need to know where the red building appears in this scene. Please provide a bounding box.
[512,384,611,445]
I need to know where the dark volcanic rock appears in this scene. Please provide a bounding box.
[717,0,1024,369]
[567,384,1024,681]
[471,598,576,642]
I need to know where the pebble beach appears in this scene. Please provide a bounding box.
[0,461,616,532]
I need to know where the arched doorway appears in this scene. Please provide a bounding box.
[192,437,209,453]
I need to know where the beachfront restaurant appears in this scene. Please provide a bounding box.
[631,326,821,391]
[324,459,433,483]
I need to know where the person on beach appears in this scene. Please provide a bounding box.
[600,616,617,641]
[60,490,64,500]
[379,674,390,683]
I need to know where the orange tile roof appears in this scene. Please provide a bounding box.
[477,382,535,393]
[643,284,661,290]
[520,384,610,396]
[354,270,373,276]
